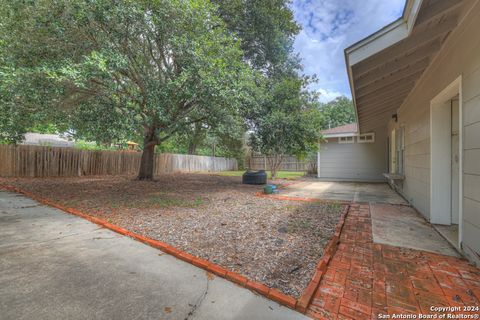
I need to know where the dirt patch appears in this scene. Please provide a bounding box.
[0,174,343,298]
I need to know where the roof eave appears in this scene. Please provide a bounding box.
[344,0,424,132]
[323,132,358,138]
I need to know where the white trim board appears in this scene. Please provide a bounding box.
[345,0,423,66]
[323,133,357,138]
[344,0,424,134]
[429,76,463,248]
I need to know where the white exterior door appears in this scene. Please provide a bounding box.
[431,100,452,225]
[451,99,460,225]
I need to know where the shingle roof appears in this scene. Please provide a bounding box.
[321,123,358,135]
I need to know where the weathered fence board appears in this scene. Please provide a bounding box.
[0,145,237,177]
[247,155,308,172]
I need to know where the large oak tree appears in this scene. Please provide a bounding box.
[0,0,256,180]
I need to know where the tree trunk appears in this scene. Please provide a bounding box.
[271,159,279,180]
[188,142,197,155]
[137,132,157,180]
[269,154,283,180]
[187,123,203,155]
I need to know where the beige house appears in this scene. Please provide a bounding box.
[317,123,388,182]
[344,0,480,265]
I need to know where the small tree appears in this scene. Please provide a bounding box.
[1,0,256,180]
[249,75,323,179]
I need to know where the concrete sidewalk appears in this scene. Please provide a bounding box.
[0,191,307,320]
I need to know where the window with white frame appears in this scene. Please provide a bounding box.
[338,136,355,144]
[358,133,375,143]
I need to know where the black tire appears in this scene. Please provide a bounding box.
[242,170,267,185]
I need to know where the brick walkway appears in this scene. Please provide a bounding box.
[306,203,480,319]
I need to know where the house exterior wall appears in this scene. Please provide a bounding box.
[319,126,387,182]
[390,1,480,264]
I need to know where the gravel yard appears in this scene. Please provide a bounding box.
[0,174,344,297]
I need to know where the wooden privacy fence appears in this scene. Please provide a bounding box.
[247,154,309,172]
[0,145,237,178]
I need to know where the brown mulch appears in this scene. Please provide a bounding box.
[0,174,344,298]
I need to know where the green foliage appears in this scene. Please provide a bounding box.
[248,70,324,178]
[73,140,119,151]
[69,99,138,146]
[215,0,323,178]
[168,110,247,158]
[28,123,61,135]
[249,105,322,158]
[213,0,300,70]
[0,61,62,143]
[0,0,71,143]
[156,125,246,168]
[159,0,301,164]
[0,0,256,175]
[319,96,356,129]
[1,0,319,181]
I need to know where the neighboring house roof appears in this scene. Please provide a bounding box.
[345,0,466,132]
[22,133,74,148]
[322,123,358,138]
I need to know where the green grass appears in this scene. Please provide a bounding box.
[216,170,305,180]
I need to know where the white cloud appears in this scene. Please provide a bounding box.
[317,88,344,103]
[291,0,406,98]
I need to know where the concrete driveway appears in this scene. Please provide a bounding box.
[279,179,408,204]
[0,191,307,320]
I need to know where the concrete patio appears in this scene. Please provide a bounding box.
[266,179,480,318]
[370,203,460,257]
[279,180,408,205]
[277,180,462,257]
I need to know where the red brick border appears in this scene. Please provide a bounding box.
[296,204,349,312]
[0,184,349,313]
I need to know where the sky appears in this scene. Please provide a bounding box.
[291,0,406,102]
